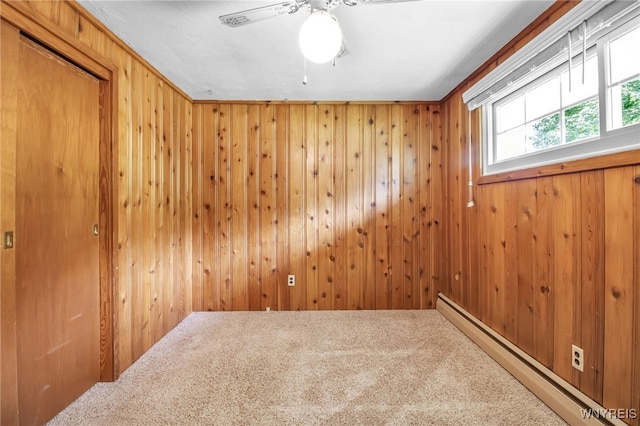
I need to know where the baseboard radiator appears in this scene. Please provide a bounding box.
[436,293,626,426]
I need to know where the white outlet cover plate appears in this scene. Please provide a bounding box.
[571,344,584,372]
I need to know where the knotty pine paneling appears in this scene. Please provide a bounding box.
[443,92,639,422]
[440,3,640,424]
[1,0,194,387]
[192,103,442,312]
[108,27,192,376]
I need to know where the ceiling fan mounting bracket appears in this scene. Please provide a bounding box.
[309,0,341,11]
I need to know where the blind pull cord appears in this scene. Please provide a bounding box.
[467,111,474,208]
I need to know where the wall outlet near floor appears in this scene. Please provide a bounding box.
[287,274,295,287]
[571,344,584,372]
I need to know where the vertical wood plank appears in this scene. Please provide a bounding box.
[247,105,261,311]
[202,105,218,311]
[516,179,537,357]
[288,105,306,311]
[130,59,143,361]
[603,167,634,412]
[333,104,348,310]
[190,103,202,312]
[389,105,403,309]
[477,181,490,324]
[362,105,376,310]
[170,91,180,326]
[418,105,432,309]
[260,104,278,311]
[230,104,248,311]
[177,96,185,321]
[487,183,506,336]
[317,106,334,310]
[402,105,419,308]
[535,176,555,369]
[161,84,173,331]
[448,95,462,305]
[466,106,481,317]
[183,99,193,317]
[579,170,604,403]
[374,105,390,309]
[346,104,363,309]
[429,107,443,309]
[141,69,153,351]
[504,181,518,343]
[115,52,132,373]
[218,104,232,311]
[154,79,167,338]
[552,174,580,385]
[305,105,319,309]
[275,105,290,311]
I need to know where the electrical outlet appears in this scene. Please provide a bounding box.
[572,344,584,372]
[288,274,295,287]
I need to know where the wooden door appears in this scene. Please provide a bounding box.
[15,36,100,425]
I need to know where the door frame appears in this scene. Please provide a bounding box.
[1,2,118,422]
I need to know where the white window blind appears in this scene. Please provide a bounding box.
[462,0,640,112]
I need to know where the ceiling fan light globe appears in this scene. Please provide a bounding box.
[299,11,342,64]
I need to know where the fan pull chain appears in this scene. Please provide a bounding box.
[303,56,308,85]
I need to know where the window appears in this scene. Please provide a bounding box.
[463,1,640,176]
[493,53,599,162]
[608,25,640,130]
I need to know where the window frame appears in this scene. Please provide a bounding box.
[481,11,640,177]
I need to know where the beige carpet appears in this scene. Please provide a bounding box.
[48,310,566,425]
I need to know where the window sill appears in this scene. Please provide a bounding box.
[478,148,640,185]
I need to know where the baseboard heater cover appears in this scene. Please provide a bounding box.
[436,293,626,426]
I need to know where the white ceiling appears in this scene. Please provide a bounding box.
[78,0,555,101]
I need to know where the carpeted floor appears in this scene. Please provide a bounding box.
[48,310,566,425]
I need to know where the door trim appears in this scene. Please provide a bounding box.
[0,1,118,386]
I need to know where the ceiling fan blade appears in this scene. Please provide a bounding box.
[219,0,310,27]
[356,0,423,4]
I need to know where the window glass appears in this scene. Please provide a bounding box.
[609,27,640,129]
[564,97,599,143]
[496,126,526,161]
[526,77,560,120]
[609,26,640,84]
[562,55,599,106]
[527,113,561,151]
[620,79,640,126]
[496,95,524,133]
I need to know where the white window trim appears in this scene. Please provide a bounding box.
[464,0,640,176]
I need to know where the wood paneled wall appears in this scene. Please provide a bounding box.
[192,103,442,311]
[440,2,640,424]
[1,3,193,414]
[111,52,193,372]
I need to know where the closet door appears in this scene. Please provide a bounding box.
[15,35,100,425]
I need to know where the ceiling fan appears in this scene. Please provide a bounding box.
[219,0,422,64]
